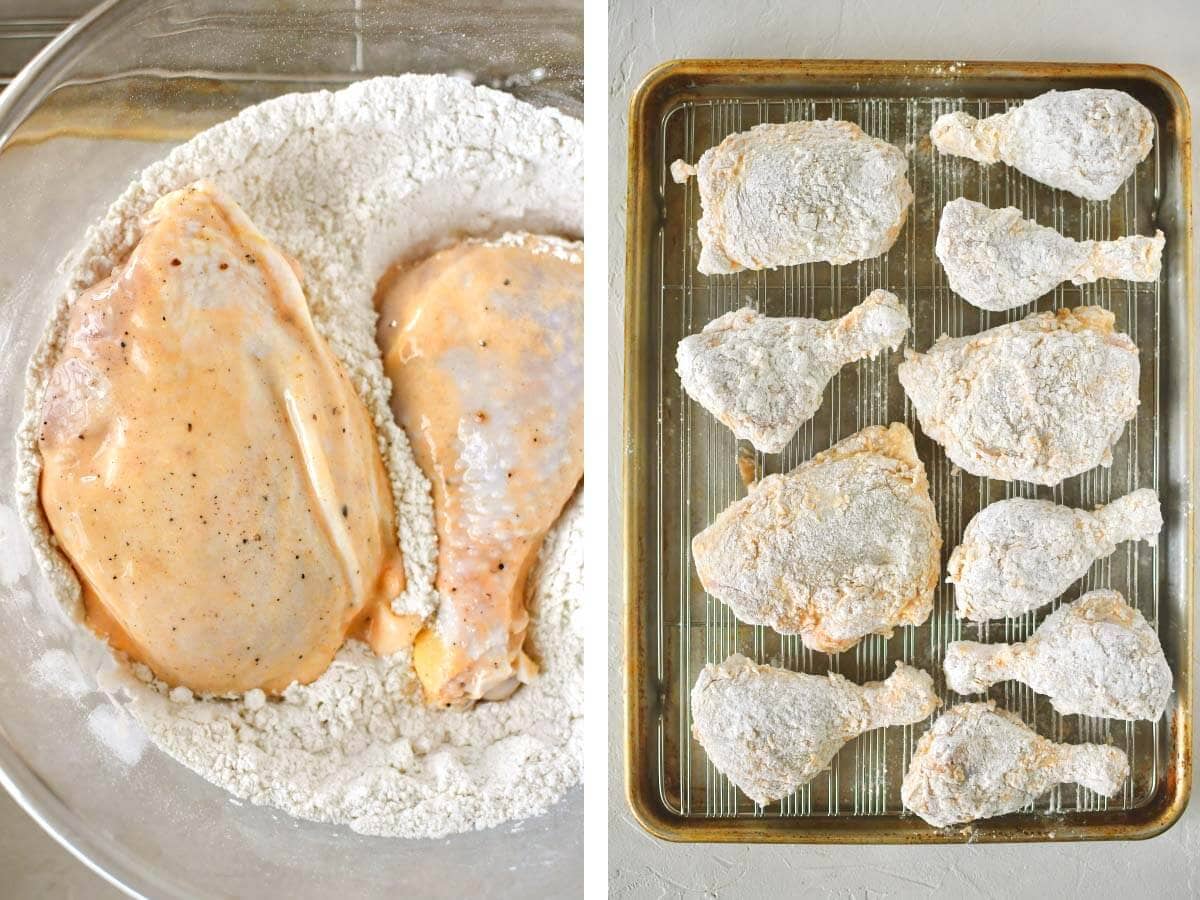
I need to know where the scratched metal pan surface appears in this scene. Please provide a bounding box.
[623,60,1194,843]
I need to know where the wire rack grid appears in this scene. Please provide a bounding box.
[651,93,1163,824]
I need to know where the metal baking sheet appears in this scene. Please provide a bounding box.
[623,59,1193,843]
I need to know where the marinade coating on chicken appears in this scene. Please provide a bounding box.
[691,423,940,653]
[898,307,1138,486]
[38,182,407,695]
[930,89,1154,201]
[672,119,912,274]
[676,290,910,453]
[377,235,583,707]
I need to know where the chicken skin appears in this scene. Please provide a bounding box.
[936,198,1163,312]
[38,182,407,695]
[947,489,1162,621]
[944,590,1171,721]
[377,235,583,707]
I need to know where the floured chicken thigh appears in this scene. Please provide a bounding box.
[931,89,1154,201]
[948,488,1161,621]
[692,654,938,805]
[676,290,910,453]
[671,120,912,274]
[898,307,1139,486]
[38,182,407,695]
[691,424,940,653]
[377,234,582,707]
[937,198,1164,311]
[902,702,1129,828]
[944,590,1172,721]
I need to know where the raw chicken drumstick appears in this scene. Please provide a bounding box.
[947,488,1162,621]
[944,590,1172,721]
[38,183,407,695]
[937,198,1164,311]
[901,702,1129,828]
[931,89,1154,201]
[671,120,912,274]
[898,307,1138,486]
[692,654,939,806]
[676,290,910,453]
[377,235,583,707]
[691,424,940,653]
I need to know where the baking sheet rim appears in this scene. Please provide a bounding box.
[622,57,1195,844]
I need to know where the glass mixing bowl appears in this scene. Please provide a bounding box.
[0,1,582,896]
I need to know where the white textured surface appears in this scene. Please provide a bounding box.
[608,0,1200,895]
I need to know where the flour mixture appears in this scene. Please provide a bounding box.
[14,74,583,838]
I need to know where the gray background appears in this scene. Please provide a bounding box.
[607,0,1200,896]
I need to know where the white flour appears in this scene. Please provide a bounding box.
[934,196,1164,312]
[689,654,938,806]
[689,424,941,654]
[897,307,1139,486]
[946,489,1162,622]
[674,290,909,454]
[942,589,1172,721]
[13,74,583,838]
[901,701,1130,828]
[929,89,1154,202]
[670,119,912,275]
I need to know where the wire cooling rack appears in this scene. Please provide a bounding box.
[650,93,1164,825]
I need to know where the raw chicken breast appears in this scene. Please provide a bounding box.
[38,182,407,695]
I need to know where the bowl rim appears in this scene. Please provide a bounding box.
[0,0,163,889]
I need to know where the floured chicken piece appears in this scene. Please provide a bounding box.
[902,702,1129,828]
[691,424,940,653]
[898,307,1139,486]
[676,290,910,453]
[671,120,912,274]
[377,234,582,707]
[691,654,938,806]
[944,590,1172,721]
[930,89,1154,201]
[937,198,1164,311]
[948,488,1161,621]
[38,182,407,696]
